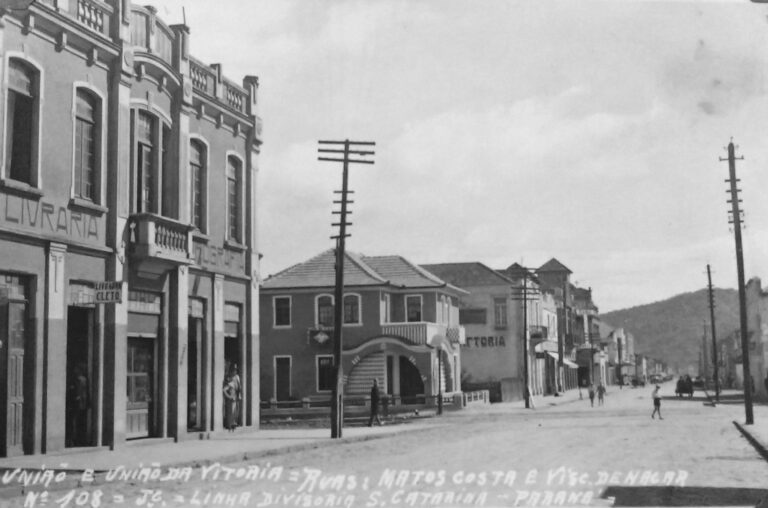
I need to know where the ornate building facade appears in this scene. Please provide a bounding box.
[0,0,262,457]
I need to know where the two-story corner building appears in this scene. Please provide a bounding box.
[0,1,262,457]
[420,262,524,403]
[259,250,467,407]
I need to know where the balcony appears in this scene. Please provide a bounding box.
[381,322,465,347]
[529,325,548,339]
[129,213,194,268]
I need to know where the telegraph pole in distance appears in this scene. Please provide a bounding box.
[510,269,540,408]
[720,139,753,425]
[318,139,375,438]
[707,264,720,402]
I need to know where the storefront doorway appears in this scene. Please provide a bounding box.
[0,274,28,457]
[126,337,154,439]
[66,306,94,447]
[187,298,205,431]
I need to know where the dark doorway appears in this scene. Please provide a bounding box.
[386,355,394,395]
[399,356,424,402]
[127,337,154,439]
[66,307,94,447]
[187,315,203,431]
[274,357,291,401]
[0,275,28,457]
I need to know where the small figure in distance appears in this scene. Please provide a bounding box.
[368,378,382,427]
[597,383,606,406]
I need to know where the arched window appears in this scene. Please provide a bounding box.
[226,156,242,243]
[132,109,170,215]
[74,89,100,201]
[5,59,39,186]
[190,140,206,231]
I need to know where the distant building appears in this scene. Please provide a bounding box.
[259,251,466,406]
[421,262,523,402]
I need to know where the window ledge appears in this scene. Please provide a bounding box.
[69,198,108,216]
[224,239,247,252]
[0,179,43,199]
[192,230,210,243]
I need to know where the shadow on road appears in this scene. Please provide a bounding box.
[601,485,768,506]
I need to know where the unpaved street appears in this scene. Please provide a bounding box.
[4,384,768,508]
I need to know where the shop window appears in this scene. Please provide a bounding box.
[5,59,39,187]
[316,355,334,392]
[343,294,360,325]
[459,308,487,325]
[273,296,291,327]
[406,295,422,323]
[74,89,100,202]
[316,295,333,327]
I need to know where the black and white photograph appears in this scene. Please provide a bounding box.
[0,0,767,506]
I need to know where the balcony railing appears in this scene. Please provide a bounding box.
[529,325,548,339]
[223,79,248,114]
[39,0,112,37]
[189,58,217,96]
[129,213,194,265]
[446,326,466,345]
[381,322,465,347]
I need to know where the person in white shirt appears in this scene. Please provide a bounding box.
[651,385,663,420]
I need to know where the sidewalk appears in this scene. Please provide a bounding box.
[704,388,768,462]
[0,387,594,474]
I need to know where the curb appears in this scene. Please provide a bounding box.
[733,420,768,463]
[0,420,443,498]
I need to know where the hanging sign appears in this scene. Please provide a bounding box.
[95,281,123,304]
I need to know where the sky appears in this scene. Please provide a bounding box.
[149,0,768,312]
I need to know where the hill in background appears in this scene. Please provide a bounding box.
[599,288,739,374]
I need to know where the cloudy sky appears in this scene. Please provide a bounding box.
[152,0,768,312]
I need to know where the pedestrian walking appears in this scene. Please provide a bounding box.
[368,379,382,427]
[597,383,606,406]
[651,384,663,420]
[588,384,595,407]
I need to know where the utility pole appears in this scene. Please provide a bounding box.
[720,140,753,425]
[510,269,540,408]
[701,323,708,382]
[318,139,375,438]
[707,264,720,402]
[558,279,566,393]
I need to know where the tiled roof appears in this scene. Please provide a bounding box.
[421,262,513,288]
[262,249,386,289]
[537,258,572,274]
[500,262,539,282]
[263,250,460,291]
[362,255,446,288]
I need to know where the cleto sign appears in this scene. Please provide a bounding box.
[95,281,123,304]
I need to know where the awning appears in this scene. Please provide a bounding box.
[546,352,579,368]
